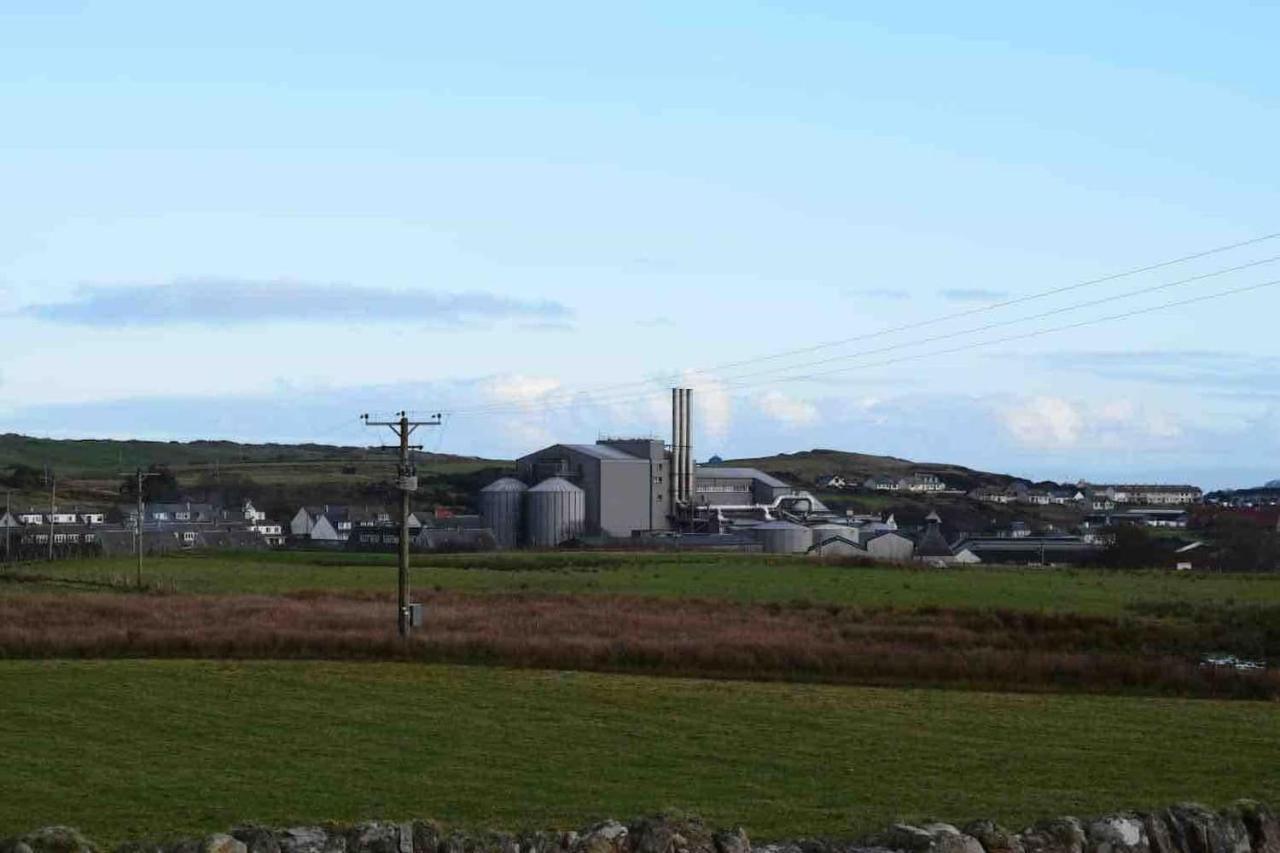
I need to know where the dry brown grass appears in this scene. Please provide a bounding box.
[0,590,1272,698]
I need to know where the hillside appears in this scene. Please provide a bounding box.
[2,435,1069,533]
[724,448,1040,493]
[723,448,1076,532]
[0,433,496,477]
[0,433,512,520]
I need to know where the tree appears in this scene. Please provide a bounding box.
[1210,514,1280,573]
[1098,525,1169,569]
[1,464,43,491]
[118,464,181,503]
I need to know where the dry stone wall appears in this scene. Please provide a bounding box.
[3,803,1279,853]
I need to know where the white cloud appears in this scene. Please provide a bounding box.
[1000,395,1183,450]
[21,278,572,328]
[757,390,819,427]
[640,372,733,443]
[483,374,562,406]
[683,372,732,442]
[1002,396,1084,449]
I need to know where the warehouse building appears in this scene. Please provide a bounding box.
[480,388,834,548]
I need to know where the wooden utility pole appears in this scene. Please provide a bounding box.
[48,476,56,561]
[121,469,160,589]
[361,411,441,638]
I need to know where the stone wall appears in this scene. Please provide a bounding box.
[3,803,1279,853]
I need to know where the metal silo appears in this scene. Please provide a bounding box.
[480,477,528,549]
[808,522,853,552]
[525,477,586,548]
[753,520,813,554]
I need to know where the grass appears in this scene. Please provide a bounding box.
[2,660,1279,846]
[5,591,1272,698]
[10,551,1280,616]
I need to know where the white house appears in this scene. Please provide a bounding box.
[864,476,899,491]
[903,473,946,492]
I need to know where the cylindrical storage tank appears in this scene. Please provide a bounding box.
[480,477,528,549]
[525,477,586,548]
[753,520,812,554]
[808,523,852,551]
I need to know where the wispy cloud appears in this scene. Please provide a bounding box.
[21,278,573,327]
[939,288,1011,302]
[1019,349,1280,397]
[845,287,910,300]
[998,394,1183,452]
[516,321,576,333]
[636,316,675,328]
[756,390,819,427]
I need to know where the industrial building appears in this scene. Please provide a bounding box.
[479,387,919,555]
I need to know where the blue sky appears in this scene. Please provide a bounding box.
[1,1,1279,487]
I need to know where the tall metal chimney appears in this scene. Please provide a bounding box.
[675,386,686,504]
[683,387,694,504]
[670,387,695,506]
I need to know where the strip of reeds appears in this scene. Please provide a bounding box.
[0,592,1272,699]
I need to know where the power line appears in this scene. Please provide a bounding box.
[721,276,1280,388]
[446,276,1280,421]
[447,230,1280,415]
[447,253,1280,417]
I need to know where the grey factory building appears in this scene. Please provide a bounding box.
[513,442,802,539]
[483,387,826,547]
[478,386,990,559]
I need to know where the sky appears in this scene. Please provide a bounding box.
[1,1,1279,488]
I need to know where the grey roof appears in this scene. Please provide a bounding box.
[754,520,807,530]
[562,444,645,461]
[481,477,529,493]
[529,476,584,493]
[914,525,955,558]
[150,503,215,514]
[695,466,789,488]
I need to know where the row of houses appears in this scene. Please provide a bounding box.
[1,523,267,555]
[969,482,1203,508]
[289,505,494,550]
[1,500,286,552]
[817,473,1203,507]
[818,473,949,493]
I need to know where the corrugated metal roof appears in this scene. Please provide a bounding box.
[529,476,585,493]
[695,466,789,488]
[563,444,645,461]
[481,477,529,492]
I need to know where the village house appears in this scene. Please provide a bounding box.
[863,473,948,493]
[1082,483,1203,506]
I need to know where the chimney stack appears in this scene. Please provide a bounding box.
[671,388,695,505]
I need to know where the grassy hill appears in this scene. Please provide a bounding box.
[1,435,1067,530]
[723,448,1041,493]
[722,448,1078,531]
[0,433,512,518]
[0,432,497,477]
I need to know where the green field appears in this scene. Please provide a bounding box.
[6,551,1280,843]
[10,550,1280,616]
[3,659,1279,845]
